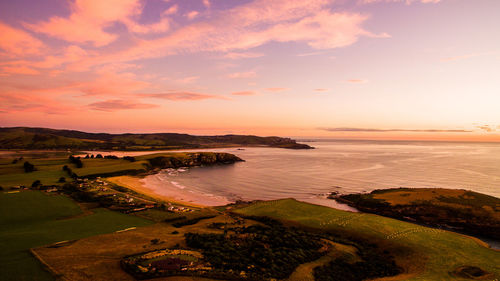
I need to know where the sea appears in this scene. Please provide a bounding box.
[138,140,500,209]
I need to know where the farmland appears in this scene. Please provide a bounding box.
[0,152,241,189]
[0,190,152,281]
[336,188,500,239]
[234,199,500,280]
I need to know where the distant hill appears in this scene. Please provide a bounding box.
[0,127,313,150]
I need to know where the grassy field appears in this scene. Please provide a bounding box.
[0,190,153,281]
[32,213,249,281]
[0,156,147,188]
[234,199,500,281]
[337,188,500,240]
[0,151,232,188]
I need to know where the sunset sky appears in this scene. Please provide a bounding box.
[0,0,499,141]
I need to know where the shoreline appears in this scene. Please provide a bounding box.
[106,174,232,208]
[106,175,207,208]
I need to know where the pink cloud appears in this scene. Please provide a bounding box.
[60,0,380,71]
[346,79,368,84]
[163,5,179,16]
[360,0,441,4]
[0,21,44,57]
[265,87,289,92]
[314,88,329,92]
[228,71,257,79]
[25,0,170,47]
[232,91,256,96]
[203,0,211,8]
[89,99,158,111]
[140,92,223,101]
[223,52,264,59]
[176,76,200,84]
[186,11,200,20]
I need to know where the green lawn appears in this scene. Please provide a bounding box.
[0,191,153,281]
[235,199,500,281]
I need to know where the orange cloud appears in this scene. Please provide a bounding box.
[62,0,379,71]
[89,99,158,111]
[140,92,223,101]
[231,91,256,96]
[1,66,40,75]
[314,88,329,92]
[25,0,170,47]
[0,91,77,114]
[0,21,44,57]
[78,72,150,96]
[186,11,199,20]
[228,71,257,79]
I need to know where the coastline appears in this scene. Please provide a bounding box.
[107,174,231,208]
[106,176,206,208]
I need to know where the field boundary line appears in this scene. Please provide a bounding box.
[30,248,73,281]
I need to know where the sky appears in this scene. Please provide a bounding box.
[0,0,499,141]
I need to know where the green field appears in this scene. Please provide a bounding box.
[0,157,147,188]
[0,191,153,281]
[235,199,500,280]
[0,152,228,188]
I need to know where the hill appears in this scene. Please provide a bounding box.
[335,188,500,240]
[234,199,500,280]
[0,127,313,150]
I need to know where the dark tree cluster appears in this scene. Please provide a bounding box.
[69,155,83,168]
[31,180,42,188]
[104,155,119,159]
[23,161,35,173]
[185,224,324,280]
[84,154,95,159]
[62,165,78,178]
[313,242,401,281]
[123,156,136,162]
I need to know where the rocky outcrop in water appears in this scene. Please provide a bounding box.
[148,152,244,169]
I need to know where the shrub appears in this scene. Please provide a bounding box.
[69,155,83,168]
[104,155,119,159]
[58,177,66,183]
[23,161,35,173]
[123,156,136,162]
[32,180,42,188]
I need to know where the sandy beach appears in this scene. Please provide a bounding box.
[107,174,231,207]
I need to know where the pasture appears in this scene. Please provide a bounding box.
[234,199,500,280]
[0,190,152,281]
[0,156,147,188]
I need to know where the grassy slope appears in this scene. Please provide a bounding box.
[337,188,500,239]
[0,191,152,281]
[234,199,500,281]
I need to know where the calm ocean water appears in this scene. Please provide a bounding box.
[144,140,500,208]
